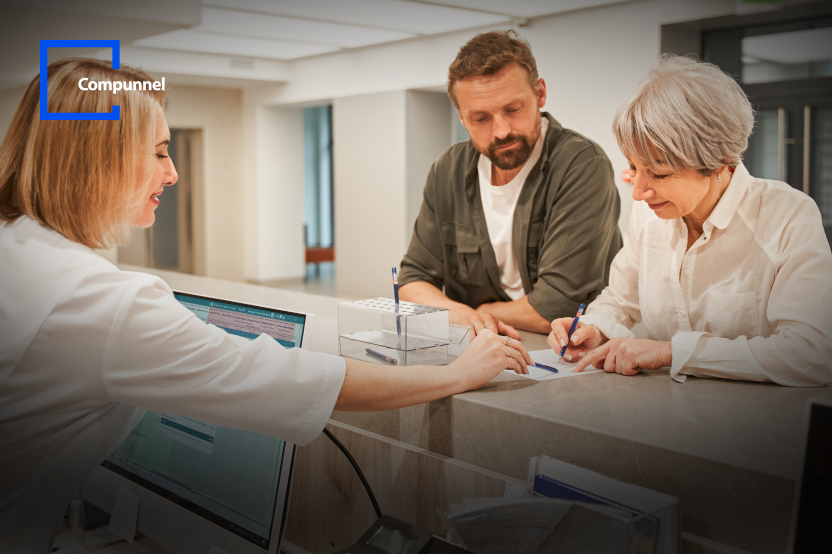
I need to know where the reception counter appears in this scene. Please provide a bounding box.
[125,266,831,554]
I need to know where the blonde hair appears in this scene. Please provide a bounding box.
[0,58,165,248]
[613,54,754,176]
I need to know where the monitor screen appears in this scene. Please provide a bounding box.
[792,400,832,553]
[101,292,308,550]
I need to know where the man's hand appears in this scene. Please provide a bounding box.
[451,329,532,389]
[476,298,550,335]
[455,307,521,340]
[573,338,672,375]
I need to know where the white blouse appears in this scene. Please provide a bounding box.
[0,216,346,552]
[581,164,832,386]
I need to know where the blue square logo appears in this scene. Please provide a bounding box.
[39,40,121,120]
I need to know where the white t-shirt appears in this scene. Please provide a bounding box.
[0,216,346,553]
[478,117,548,300]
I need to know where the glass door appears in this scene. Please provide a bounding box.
[702,13,832,246]
[744,99,800,183]
[806,99,832,244]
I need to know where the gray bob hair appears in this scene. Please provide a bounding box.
[613,54,754,176]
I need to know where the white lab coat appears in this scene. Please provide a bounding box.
[0,216,346,553]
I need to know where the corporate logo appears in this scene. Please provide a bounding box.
[41,39,120,121]
[40,39,165,121]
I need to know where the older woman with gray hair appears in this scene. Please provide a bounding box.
[548,54,832,386]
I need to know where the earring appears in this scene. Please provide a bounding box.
[717,174,721,183]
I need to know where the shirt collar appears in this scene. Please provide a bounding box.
[704,162,750,230]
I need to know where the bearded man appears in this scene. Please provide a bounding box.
[399,30,622,337]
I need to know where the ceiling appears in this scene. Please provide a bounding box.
[0,0,629,90]
[132,0,629,61]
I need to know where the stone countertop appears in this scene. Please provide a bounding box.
[128,266,831,553]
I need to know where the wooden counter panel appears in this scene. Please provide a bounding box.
[284,421,516,553]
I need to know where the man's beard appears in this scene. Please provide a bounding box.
[479,124,541,171]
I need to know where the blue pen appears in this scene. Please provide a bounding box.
[367,348,398,364]
[392,268,401,339]
[531,362,559,373]
[560,303,586,358]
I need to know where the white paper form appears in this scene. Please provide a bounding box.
[511,349,604,381]
[108,487,139,544]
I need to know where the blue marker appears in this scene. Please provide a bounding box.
[392,268,401,340]
[367,348,398,364]
[560,303,586,358]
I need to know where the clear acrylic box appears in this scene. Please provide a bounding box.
[339,298,465,366]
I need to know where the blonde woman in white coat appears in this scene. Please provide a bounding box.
[0,58,531,553]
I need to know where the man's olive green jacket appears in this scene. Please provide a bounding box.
[399,113,623,322]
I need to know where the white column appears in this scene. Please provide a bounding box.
[405,90,453,246]
[243,103,306,282]
[334,90,453,298]
[333,91,408,298]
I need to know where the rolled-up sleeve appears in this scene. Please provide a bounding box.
[399,162,445,290]
[674,203,832,386]
[101,274,346,446]
[527,153,622,321]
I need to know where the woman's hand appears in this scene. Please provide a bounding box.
[547,318,607,361]
[573,339,672,375]
[452,329,531,390]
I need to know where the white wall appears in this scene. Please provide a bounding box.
[244,104,306,282]
[163,86,246,282]
[333,91,408,297]
[405,91,453,246]
[0,84,247,281]
[330,90,455,297]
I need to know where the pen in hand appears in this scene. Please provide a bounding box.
[560,303,585,358]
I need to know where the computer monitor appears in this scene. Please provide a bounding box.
[83,291,314,554]
[789,397,832,554]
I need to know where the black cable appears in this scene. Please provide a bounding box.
[323,427,383,519]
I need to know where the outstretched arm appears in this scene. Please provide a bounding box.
[334,329,531,411]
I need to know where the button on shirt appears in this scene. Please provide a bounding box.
[478,118,549,300]
[581,164,832,386]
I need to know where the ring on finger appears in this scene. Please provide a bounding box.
[506,336,512,347]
